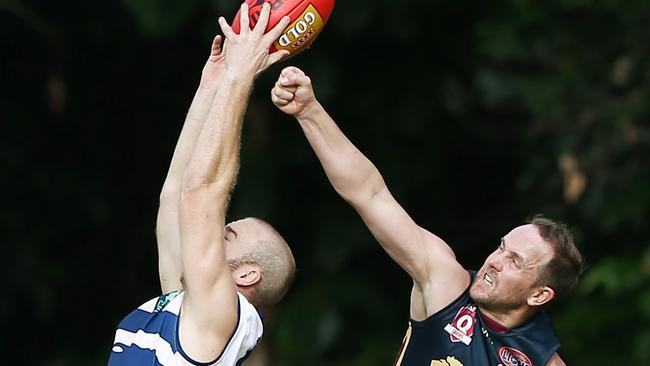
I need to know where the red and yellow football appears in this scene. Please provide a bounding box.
[231,0,335,56]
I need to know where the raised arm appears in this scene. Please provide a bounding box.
[271,67,469,317]
[156,35,227,293]
[177,3,290,361]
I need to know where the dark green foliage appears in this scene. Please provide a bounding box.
[1,0,648,364]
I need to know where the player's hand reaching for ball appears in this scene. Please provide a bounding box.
[218,2,290,80]
[272,66,318,118]
[199,35,227,89]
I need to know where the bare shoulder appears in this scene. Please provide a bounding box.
[421,229,471,284]
[546,353,566,366]
[413,233,470,318]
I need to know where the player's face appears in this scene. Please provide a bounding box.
[223,217,267,261]
[470,224,553,312]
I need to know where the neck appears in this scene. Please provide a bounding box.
[237,286,261,307]
[478,305,536,330]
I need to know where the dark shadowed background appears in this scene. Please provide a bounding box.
[1,0,649,365]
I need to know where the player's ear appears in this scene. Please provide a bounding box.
[233,266,262,287]
[527,285,555,307]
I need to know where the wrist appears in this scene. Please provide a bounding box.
[221,73,255,92]
[225,68,257,85]
[296,100,323,122]
[197,82,219,92]
[198,77,221,89]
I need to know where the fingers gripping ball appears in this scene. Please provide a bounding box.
[232,0,335,56]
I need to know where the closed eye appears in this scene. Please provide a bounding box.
[225,226,237,241]
[510,256,522,268]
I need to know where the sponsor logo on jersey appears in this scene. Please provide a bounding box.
[498,346,533,366]
[430,356,464,366]
[444,304,476,345]
[155,290,181,312]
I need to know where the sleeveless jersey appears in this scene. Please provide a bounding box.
[108,290,262,366]
[394,273,559,366]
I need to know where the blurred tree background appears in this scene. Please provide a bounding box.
[1,0,649,365]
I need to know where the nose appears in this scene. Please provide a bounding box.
[486,252,504,272]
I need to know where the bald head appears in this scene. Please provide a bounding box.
[226,218,295,307]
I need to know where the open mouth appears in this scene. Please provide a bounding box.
[483,273,494,287]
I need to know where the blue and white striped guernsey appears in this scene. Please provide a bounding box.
[108,290,263,366]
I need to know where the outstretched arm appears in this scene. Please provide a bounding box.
[272,67,469,317]
[156,35,227,293]
[178,3,290,360]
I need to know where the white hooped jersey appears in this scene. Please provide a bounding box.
[108,290,263,366]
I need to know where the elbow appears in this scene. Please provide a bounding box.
[182,171,211,194]
[181,170,233,198]
[335,186,363,206]
[159,181,182,203]
[335,170,387,207]
[336,186,383,209]
[182,161,219,193]
[181,155,238,195]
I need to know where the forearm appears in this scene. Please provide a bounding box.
[295,102,452,285]
[160,85,220,199]
[183,75,254,201]
[296,102,386,205]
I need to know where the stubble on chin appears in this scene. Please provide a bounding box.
[471,284,527,313]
